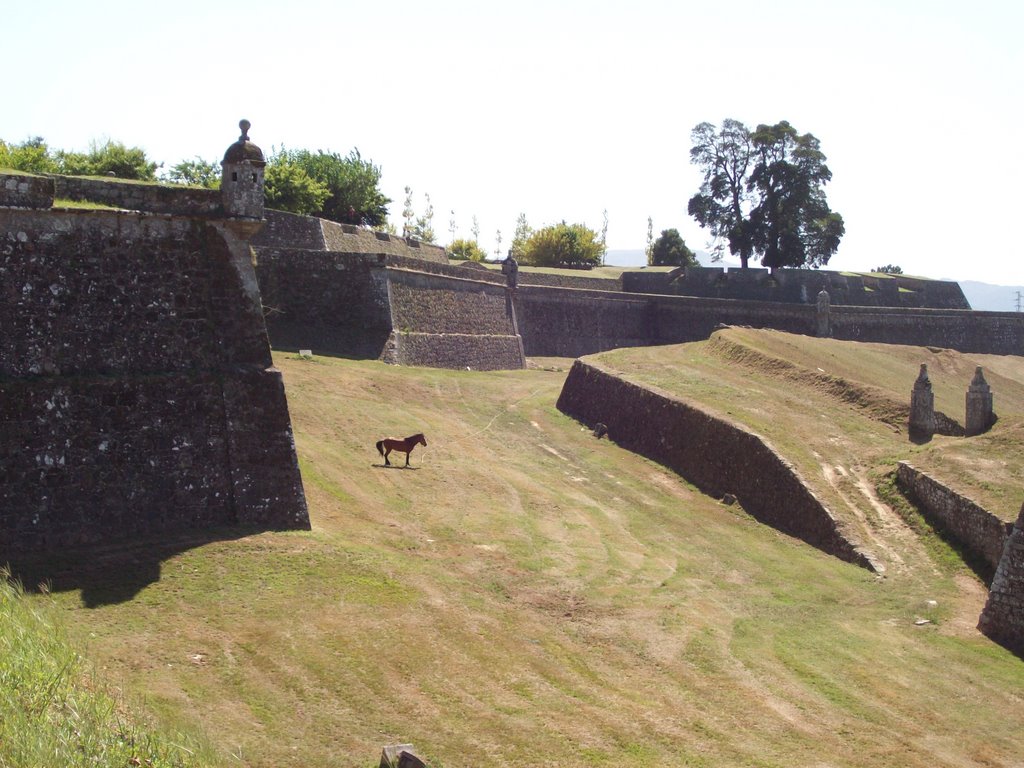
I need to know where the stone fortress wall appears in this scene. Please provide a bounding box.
[0,164,309,557]
[5,161,1023,652]
[623,265,971,309]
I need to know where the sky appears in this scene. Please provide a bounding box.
[5,0,1023,286]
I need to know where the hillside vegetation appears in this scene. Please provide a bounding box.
[15,336,1024,768]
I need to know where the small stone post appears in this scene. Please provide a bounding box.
[909,363,935,443]
[965,366,994,437]
[816,289,831,337]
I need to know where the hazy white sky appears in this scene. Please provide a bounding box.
[5,0,1022,284]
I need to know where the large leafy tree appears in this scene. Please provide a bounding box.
[687,119,843,271]
[264,161,330,215]
[687,119,754,267]
[271,147,390,227]
[747,121,844,271]
[650,228,696,267]
[521,222,604,268]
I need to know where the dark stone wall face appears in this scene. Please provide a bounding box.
[556,360,874,570]
[388,270,517,336]
[1,173,55,209]
[624,266,971,310]
[254,248,393,358]
[0,210,270,376]
[1,375,236,550]
[252,210,326,251]
[830,307,1024,355]
[0,208,309,555]
[386,332,525,371]
[516,289,817,358]
[979,504,1024,656]
[384,269,525,370]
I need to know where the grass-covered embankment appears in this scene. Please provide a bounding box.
[20,348,1024,767]
[0,572,206,767]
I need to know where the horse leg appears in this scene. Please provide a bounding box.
[383,447,391,466]
[405,450,411,467]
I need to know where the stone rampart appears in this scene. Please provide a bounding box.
[979,503,1024,656]
[555,360,875,570]
[384,269,525,370]
[0,207,309,554]
[253,250,525,370]
[624,266,970,310]
[515,288,817,358]
[255,248,392,358]
[252,210,447,263]
[829,306,1024,355]
[895,462,1013,572]
[51,174,221,216]
[1,172,54,209]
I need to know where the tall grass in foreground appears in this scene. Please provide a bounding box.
[0,570,204,768]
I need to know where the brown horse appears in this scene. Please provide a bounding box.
[376,433,427,467]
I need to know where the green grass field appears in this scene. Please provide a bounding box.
[11,333,1024,767]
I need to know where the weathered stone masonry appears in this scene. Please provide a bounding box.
[254,248,524,371]
[0,204,309,553]
[979,503,1024,655]
[556,360,875,570]
[895,462,1013,573]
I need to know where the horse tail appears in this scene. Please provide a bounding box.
[376,440,385,457]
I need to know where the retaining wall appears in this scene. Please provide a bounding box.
[895,462,1013,572]
[515,288,817,358]
[1,172,54,209]
[555,360,874,569]
[830,306,1024,356]
[255,248,392,358]
[384,269,525,370]
[252,210,447,263]
[51,174,221,216]
[0,207,309,553]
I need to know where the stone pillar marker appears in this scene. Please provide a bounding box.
[965,366,994,436]
[816,289,831,337]
[909,363,935,443]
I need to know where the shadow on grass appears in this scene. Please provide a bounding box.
[371,463,421,470]
[1,526,265,608]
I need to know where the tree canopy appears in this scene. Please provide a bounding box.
[521,222,605,268]
[264,161,330,215]
[649,229,697,267]
[0,137,157,180]
[57,140,159,180]
[447,238,488,261]
[269,147,390,227]
[164,157,221,188]
[688,119,844,271]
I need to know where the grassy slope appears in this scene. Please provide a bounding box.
[26,347,1024,768]
[598,328,1024,525]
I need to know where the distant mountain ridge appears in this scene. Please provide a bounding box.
[958,281,1024,313]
